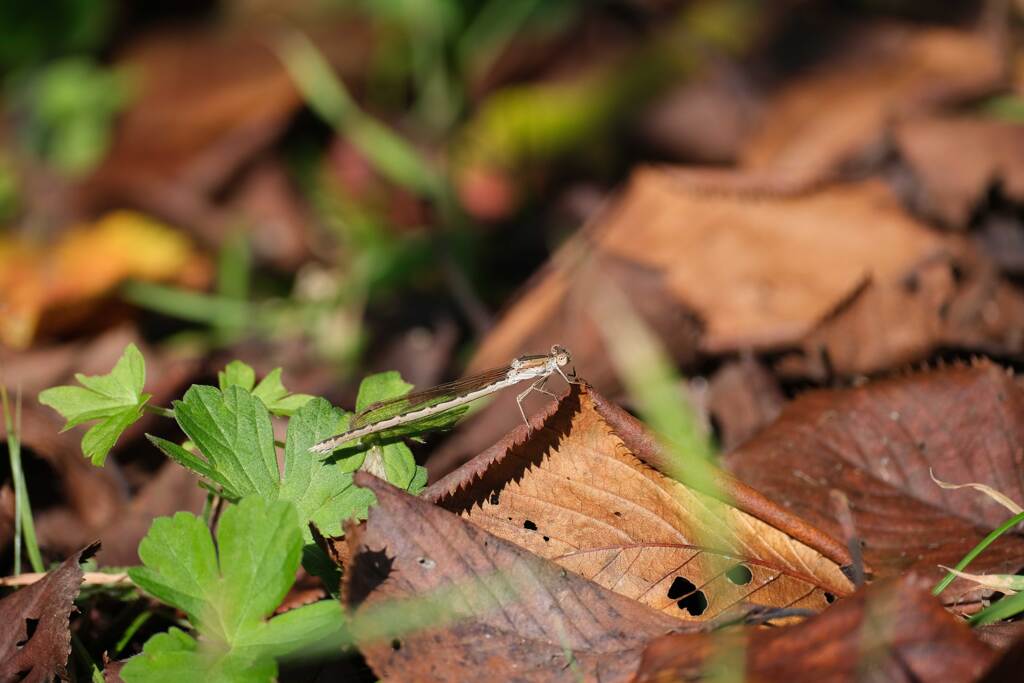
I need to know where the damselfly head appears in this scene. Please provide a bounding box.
[550,344,571,366]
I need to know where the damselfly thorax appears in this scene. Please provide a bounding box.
[308,345,576,455]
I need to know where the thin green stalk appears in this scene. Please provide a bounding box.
[143,404,176,419]
[932,511,1024,596]
[971,587,1024,625]
[276,30,442,200]
[2,385,44,573]
[114,609,153,656]
[121,281,250,328]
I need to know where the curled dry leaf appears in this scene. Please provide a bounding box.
[344,472,687,683]
[742,24,1004,183]
[895,117,1024,229]
[0,542,99,683]
[724,361,1024,603]
[633,574,998,683]
[425,384,854,622]
[0,211,209,349]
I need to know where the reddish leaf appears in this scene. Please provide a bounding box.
[633,574,998,683]
[724,361,1024,603]
[0,542,99,682]
[344,472,688,682]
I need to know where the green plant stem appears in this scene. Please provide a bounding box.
[971,587,1024,625]
[114,609,153,656]
[276,30,442,199]
[932,511,1024,596]
[2,385,44,573]
[143,404,175,419]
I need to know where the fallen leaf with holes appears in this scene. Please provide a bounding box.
[742,24,1003,183]
[424,384,854,623]
[894,116,1024,228]
[0,542,99,682]
[430,168,1024,473]
[0,211,209,349]
[344,473,688,683]
[633,573,998,683]
[724,361,1024,606]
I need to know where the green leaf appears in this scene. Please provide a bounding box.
[252,368,314,417]
[219,362,315,417]
[172,385,279,499]
[129,511,219,628]
[146,435,232,492]
[279,398,375,539]
[120,629,276,683]
[38,343,150,465]
[124,498,328,682]
[408,465,428,494]
[218,361,256,392]
[381,442,417,490]
[355,370,413,412]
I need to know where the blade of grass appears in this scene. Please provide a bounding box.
[113,609,153,656]
[121,281,250,328]
[932,511,1024,597]
[2,385,44,573]
[970,588,1024,626]
[276,30,442,200]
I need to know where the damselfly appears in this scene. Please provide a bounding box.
[308,345,575,454]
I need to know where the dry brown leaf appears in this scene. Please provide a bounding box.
[78,24,372,245]
[344,472,688,683]
[742,24,1004,183]
[433,168,1024,474]
[0,212,209,349]
[724,361,1024,604]
[706,356,783,451]
[633,573,998,683]
[895,116,1024,228]
[0,542,98,682]
[425,384,854,622]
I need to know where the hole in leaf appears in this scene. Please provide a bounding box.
[667,576,697,600]
[824,592,836,603]
[391,639,402,651]
[524,520,538,531]
[726,564,752,585]
[16,618,39,648]
[613,511,623,517]
[678,591,708,616]
[417,557,435,569]
[543,536,550,542]
[489,491,500,505]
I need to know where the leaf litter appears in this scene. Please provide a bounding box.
[7,4,1024,683]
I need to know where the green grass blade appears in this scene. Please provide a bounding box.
[3,385,44,573]
[932,511,1024,597]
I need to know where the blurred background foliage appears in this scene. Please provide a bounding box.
[0,0,1017,385]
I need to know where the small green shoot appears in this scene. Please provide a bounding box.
[123,497,347,682]
[2,384,44,573]
[933,513,1024,597]
[38,343,150,465]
